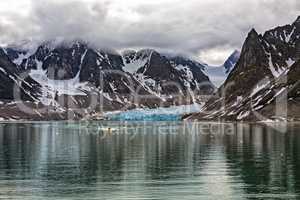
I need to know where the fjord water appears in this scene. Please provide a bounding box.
[0,122,300,199]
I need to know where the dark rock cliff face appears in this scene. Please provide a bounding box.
[168,55,212,91]
[0,48,41,101]
[20,42,88,79]
[185,16,300,121]
[19,43,51,70]
[79,49,104,85]
[137,51,186,94]
[43,42,87,80]
[0,49,19,100]
[256,60,300,120]
[223,29,273,103]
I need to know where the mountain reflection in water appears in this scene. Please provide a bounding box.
[0,122,299,200]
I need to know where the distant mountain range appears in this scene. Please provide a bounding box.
[185,16,300,121]
[3,17,298,121]
[0,40,238,120]
[205,50,240,86]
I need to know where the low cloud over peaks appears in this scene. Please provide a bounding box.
[0,0,299,64]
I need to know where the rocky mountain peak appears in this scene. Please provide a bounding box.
[244,29,261,48]
[137,50,170,78]
[186,16,300,122]
[248,28,259,38]
[294,16,300,25]
[234,28,267,71]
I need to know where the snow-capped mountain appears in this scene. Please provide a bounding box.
[123,49,214,98]
[0,41,215,120]
[185,16,300,121]
[205,50,240,87]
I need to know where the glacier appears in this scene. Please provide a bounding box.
[105,103,203,121]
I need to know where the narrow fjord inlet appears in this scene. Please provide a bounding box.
[0,122,300,199]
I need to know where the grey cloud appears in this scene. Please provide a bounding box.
[0,0,299,64]
[30,0,109,41]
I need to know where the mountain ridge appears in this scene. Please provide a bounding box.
[185,16,300,122]
[0,41,216,120]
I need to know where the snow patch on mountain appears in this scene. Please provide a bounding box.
[0,67,7,75]
[123,56,149,73]
[122,49,153,73]
[29,69,88,106]
[4,41,39,66]
[250,79,271,97]
[12,52,31,65]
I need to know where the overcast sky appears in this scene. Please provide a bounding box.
[0,0,299,65]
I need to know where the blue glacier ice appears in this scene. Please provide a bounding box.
[105,104,202,121]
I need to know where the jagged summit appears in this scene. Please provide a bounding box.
[248,28,259,37]
[294,16,300,24]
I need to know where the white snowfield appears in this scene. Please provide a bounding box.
[29,69,88,106]
[122,56,149,73]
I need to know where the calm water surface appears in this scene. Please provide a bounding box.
[0,121,300,199]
